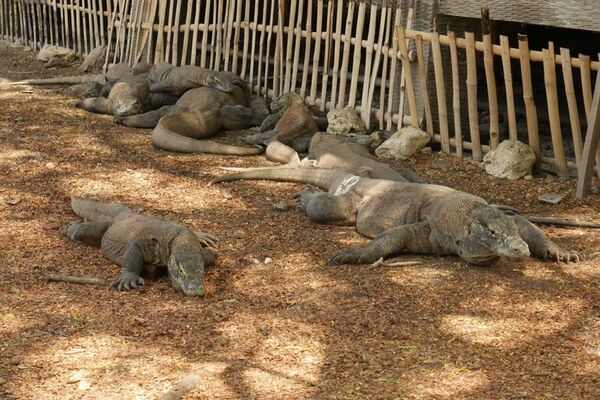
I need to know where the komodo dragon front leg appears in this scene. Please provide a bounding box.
[63,220,111,246]
[76,97,111,115]
[512,215,582,262]
[115,105,173,128]
[329,222,433,265]
[294,191,359,225]
[109,238,158,291]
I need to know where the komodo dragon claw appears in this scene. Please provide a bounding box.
[329,247,380,265]
[110,273,145,291]
[544,249,582,263]
[193,231,219,247]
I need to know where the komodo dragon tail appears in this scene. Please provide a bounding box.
[209,166,341,189]
[5,74,106,86]
[70,197,131,221]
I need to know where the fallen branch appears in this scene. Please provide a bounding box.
[45,274,107,286]
[369,257,422,268]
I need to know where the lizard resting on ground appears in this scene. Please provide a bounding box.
[147,63,241,96]
[211,167,582,266]
[63,196,217,296]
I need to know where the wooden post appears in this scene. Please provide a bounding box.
[282,0,297,92]
[163,0,175,63]
[580,54,593,119]
[248,0,261,89]
[154,0,167,63]
[542,44,568,176]
[396,25,420,128]
[560,47,583,166]
[348,1,365,108]
[319,0,334,111]
[144,0,158,62]
[385,6,400,129]
[223,0,235,71]
[256,0,268,95]
[448,31,462,156]
[377,4,392,129]
[365,5,387,127]
[239,0,250,77]
[188,0,201,65]
[397,8,413,129]
[500,35,517,141]
[309,0,324,104]
[576,68,600,197]
[299,0,313,97]
[415,34,433,138]
[180,0,194,65]
[482,35,499,148]
[359,4,377,123]
[465,31,482,160]
[430,30,449,152]
[263,0,275,95]
[199,0,211,67]
[336,0,354,108]
[518,34,539,163]
[273,0,284,95]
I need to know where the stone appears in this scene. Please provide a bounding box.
[368,130,386,148]
[79,45,107,73]
[375,126,430,161]
[37,45,77,67]
[524,174,533,181]
[538,193,564,205]
[326,107,367,136]
[264,257,273,264]
[233,230,246,239]
[482,140,536,180]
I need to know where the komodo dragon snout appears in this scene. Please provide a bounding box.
[465,208,530,265]
[205,72,234,93]
[168,242,215,296]
[112,94,144,117]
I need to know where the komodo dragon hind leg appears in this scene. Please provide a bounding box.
[75,97,111,114]
[63,220,111,247]
[512,215,582,262]
[329,222,433,265]
[115,105,172,128]
[294,191,358,225]
[242,129,278,145]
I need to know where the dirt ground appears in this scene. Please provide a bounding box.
[1,47,600,400]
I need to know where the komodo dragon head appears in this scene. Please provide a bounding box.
[205,72,235,93]
[269,92,304,114]
[167,237,216,296]
[462,207,530,265]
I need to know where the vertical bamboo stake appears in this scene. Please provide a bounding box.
[483,33,499,148]
[69,0,78,49]
[273,0,284,96]
[104,0,118,68]
[75,0,83,54]
[263,0,276,95]
[283,0,297,92]
[365,5,386,126]
[415,34,433,137]
[576,69,600,197]
[319,0,334,111]
[199,0,211,67]
[51,0,58,45]
[231,0,243,73]
[223,0,234,71]
[465,31,481,160]
[144,0,158,62]
[518,34,539,162]
[499,35,517,141]
[580,54,593,120]
[239,0,250,77]
[171,0,183,65]
[309,0,324,103]
[0,0,4,40]
[131,0,147,63]
[154,0,167,63]
[377,6,392,128]
[337,1,355,107]
[448,31,462,156]
[124,0,137,63]
[190,0,202,65]
[560,47,583,166]
[397,8,413,128]
[85,0,93,51]
[256,0,268,95]
[41,0,48,46]
[396,25,419,128]
[213,0,224,70]
[180,0,193,64]
[430,31,449,152]
[347,1,365,108]
[59,0,67,46]
[117,0,131,62]
[248,0,260,88]
[359,4,377,124]
[209,0,217,68]
[299,0,313,98]
[543,44,568,176]
[329,0,343,109]
[91,0,100,47]
[384,6,400,129]
[289,0,304,93]
[163,0,176,63]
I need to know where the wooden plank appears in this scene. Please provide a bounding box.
[482,33,499,149]
[430,31,449,153]
[448,31,462,156]
[465,31,481,160]
[500,35,517,141]
[336,0,355,107]
[518,34,539,162]
[542,44,568,176]
[560,47,583,167]
[347,1,365,108]
[576,67,600,197]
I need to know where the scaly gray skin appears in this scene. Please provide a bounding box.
[147,63,241,96]
[211,168,582,266]
[217,132,428,184]
[63,197,218,296]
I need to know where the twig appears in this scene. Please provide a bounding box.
[45,274,107,286]
[369,257,422,268]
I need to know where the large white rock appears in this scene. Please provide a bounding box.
[483,139,536,180]
[37,45,77,66]
[326,106,367,136]
[79,45,107,72]
[374,126,430,160]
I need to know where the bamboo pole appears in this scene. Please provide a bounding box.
[576,70,600,197]
[319,0,334,112]
[396,25,420,128]
[273,0,284,96]
[189,0,201,65]
[448,31,462,156]
[580,54,593,120]
[329,0,343,110]
[154,0,167,63]
[199,0,211,67]
[248,0,260,89]
[500,35,517,141]
[385,6,400,129]
[415,34,433,138]
[465,31,481,161]
[263,0,275,94]
[482,33,499,149]
[144,0,158,62]
[41,0,48,46]
[430,30,449,152]
[518,34,539,162]
[75,0,83,54]
[163,0,176,63]
[543,44,568,176]
[359,4,377,124]
[365,5,387,127]
[239,0,250,77]
[289,0,304,93]
[213,0,223,70]
[336,0,355,107]
[560,47,583,167]
[50,0,58,45]
[209,0,217,68]
[309,0,324,103]
[397,8,413,129]
[283,0,298,92]
[81,0,89,53]
[299,0,313,97]
[256,0,268,95]
[180,0,193,64]
[0,0,4,41]
[91,0,100,47]
[223,0,235,71]
[171,0,183,65]
[124,0,137,63]
[60,0,68,46]
[118,0,131,62]
[86,0,94,50]
[348,1,365,108]
[131,0,147,63]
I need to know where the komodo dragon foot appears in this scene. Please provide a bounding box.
[539,244,582,263]
[329,247,381,265]
[110,272,145,291]
[193,232,219,247]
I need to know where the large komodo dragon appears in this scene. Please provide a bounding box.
[146,62,240,95]
[63,197,218,296]
[117,84,268,155]
[211,167,582,266]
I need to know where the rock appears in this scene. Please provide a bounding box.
[524,174,533,181]
[375,126,430,161]
[368,130,386,148]
[420,147,432,155]
[264,257,273,264]
[77,379,91,390]
[79,45,107,73]
[10,39,24,48]
[538,193,564,205]
[326,107,367,136]
[68,82,104,98]
[233,230,246,239]
[271,201,289,212]
[482,140,536,180]
[45,162,56,169]
[37,45,77,67]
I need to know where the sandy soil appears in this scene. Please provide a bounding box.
[1,47,600,400]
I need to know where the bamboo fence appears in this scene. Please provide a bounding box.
[0,0,598,178]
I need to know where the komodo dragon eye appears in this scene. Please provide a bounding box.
[178,266,187,277]
[489,229,497,237]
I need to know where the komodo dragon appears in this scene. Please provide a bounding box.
[147,63,241,96]
[211,168,582,266]
[63,197,218,296]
